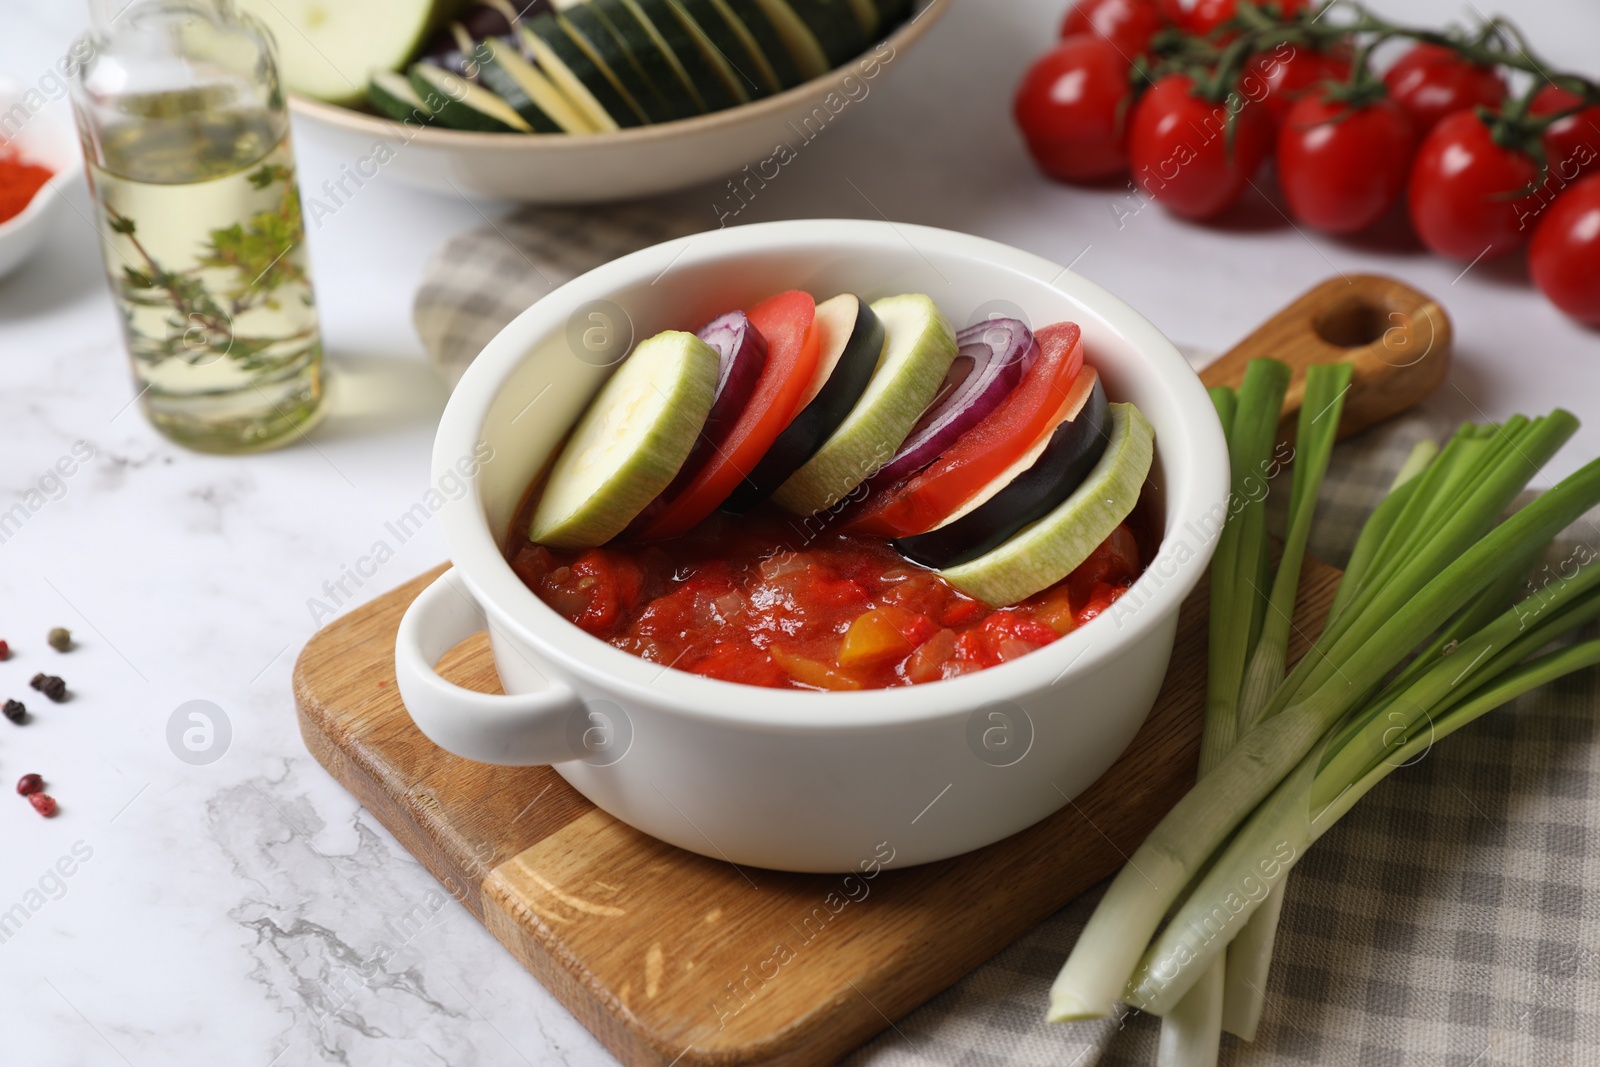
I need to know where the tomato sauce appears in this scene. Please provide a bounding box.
[509,507,1146,691]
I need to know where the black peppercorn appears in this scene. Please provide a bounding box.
[29,673,67,702]
[3,698,24,724]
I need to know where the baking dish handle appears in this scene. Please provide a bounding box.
[395,568,580,766]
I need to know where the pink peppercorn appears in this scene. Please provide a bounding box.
[16,773,43,796]
[29,793,58,817]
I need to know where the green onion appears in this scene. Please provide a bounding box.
[1199,360,1289,772]
[1236,363,1352,736]
[1328,438,1437,619]
[1048,405,1600,1024]
[1128,628,1600,1014]
[1160,362,1351,1059]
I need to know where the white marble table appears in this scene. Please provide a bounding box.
[3,1,1597,1063]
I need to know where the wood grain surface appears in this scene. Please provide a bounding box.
[292,274,1449,1066]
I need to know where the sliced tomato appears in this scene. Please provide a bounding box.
[843,322,1086,538]
[638,291,821,540]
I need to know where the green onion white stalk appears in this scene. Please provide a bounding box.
[1048,369,1600,1039]
[1158,361,1349,1065]
[1221,423,1428,1040]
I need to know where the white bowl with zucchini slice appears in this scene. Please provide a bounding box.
[257,0,948,203]
[394,219,1229,872]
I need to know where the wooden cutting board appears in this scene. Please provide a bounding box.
[294,274,1449,1067]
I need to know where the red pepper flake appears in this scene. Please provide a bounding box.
[0,150,53,225]
[29,792,58,817]
[16,773,43,796]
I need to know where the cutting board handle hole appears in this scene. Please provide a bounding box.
[1312,297,1391,349]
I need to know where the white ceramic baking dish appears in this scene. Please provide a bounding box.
[396,219,1228,872]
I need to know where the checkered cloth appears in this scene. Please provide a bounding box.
[414,211,1600,1067]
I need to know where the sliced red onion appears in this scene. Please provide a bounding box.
[622,312,768,538]
[869,318,1036,487]
[696,310,768,446]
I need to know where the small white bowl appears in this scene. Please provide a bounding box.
[394,219,1230,872]
[288,1,949,204]
[0,80,82,281]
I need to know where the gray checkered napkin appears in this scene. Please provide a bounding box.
[414,209,1600,1067]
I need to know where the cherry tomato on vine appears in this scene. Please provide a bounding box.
[1178,0,1313,36]
[1127,73,1273,219]
[1244,42,1352,128]
[1278,94,1416,233]
[1531,84,1600,182]
[1408,109,1542,261]
[1529,175,1600,325]
[1383,43,1506,136]
[1014,35,1135,183]
[1060,0,1166,56]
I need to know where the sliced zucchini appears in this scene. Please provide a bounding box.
[939,403,1155,608]
[668,0,772,99]
[608,0,712,113]
[895,372,1111,570]
[874,0,914,28]
[467,39,561,132]
[368,71,436,125]
[720,0,804,88]
[638,0,743,109]
[529,331,721,549]
[520,16,635,129]
[475,35,598,132]
[591,0,704,120]
[843,0,877,34]
[746,0,830,80]
[238,0,448,106]
[560,6,676,123]
[772,294,958,517]
[409,63,534,133]
[784,0,867,65]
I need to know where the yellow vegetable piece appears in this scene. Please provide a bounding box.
[770,646,863,691]
[836,609,916,668]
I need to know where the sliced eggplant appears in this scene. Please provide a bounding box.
[771,293,958,516]
[368,71,436,125]
[938,402,1154,607]
[722,294,885,514]
[520,16,636,129]
[895,370,1110,569]
[409,63,534,133]
[560,5,677,123]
